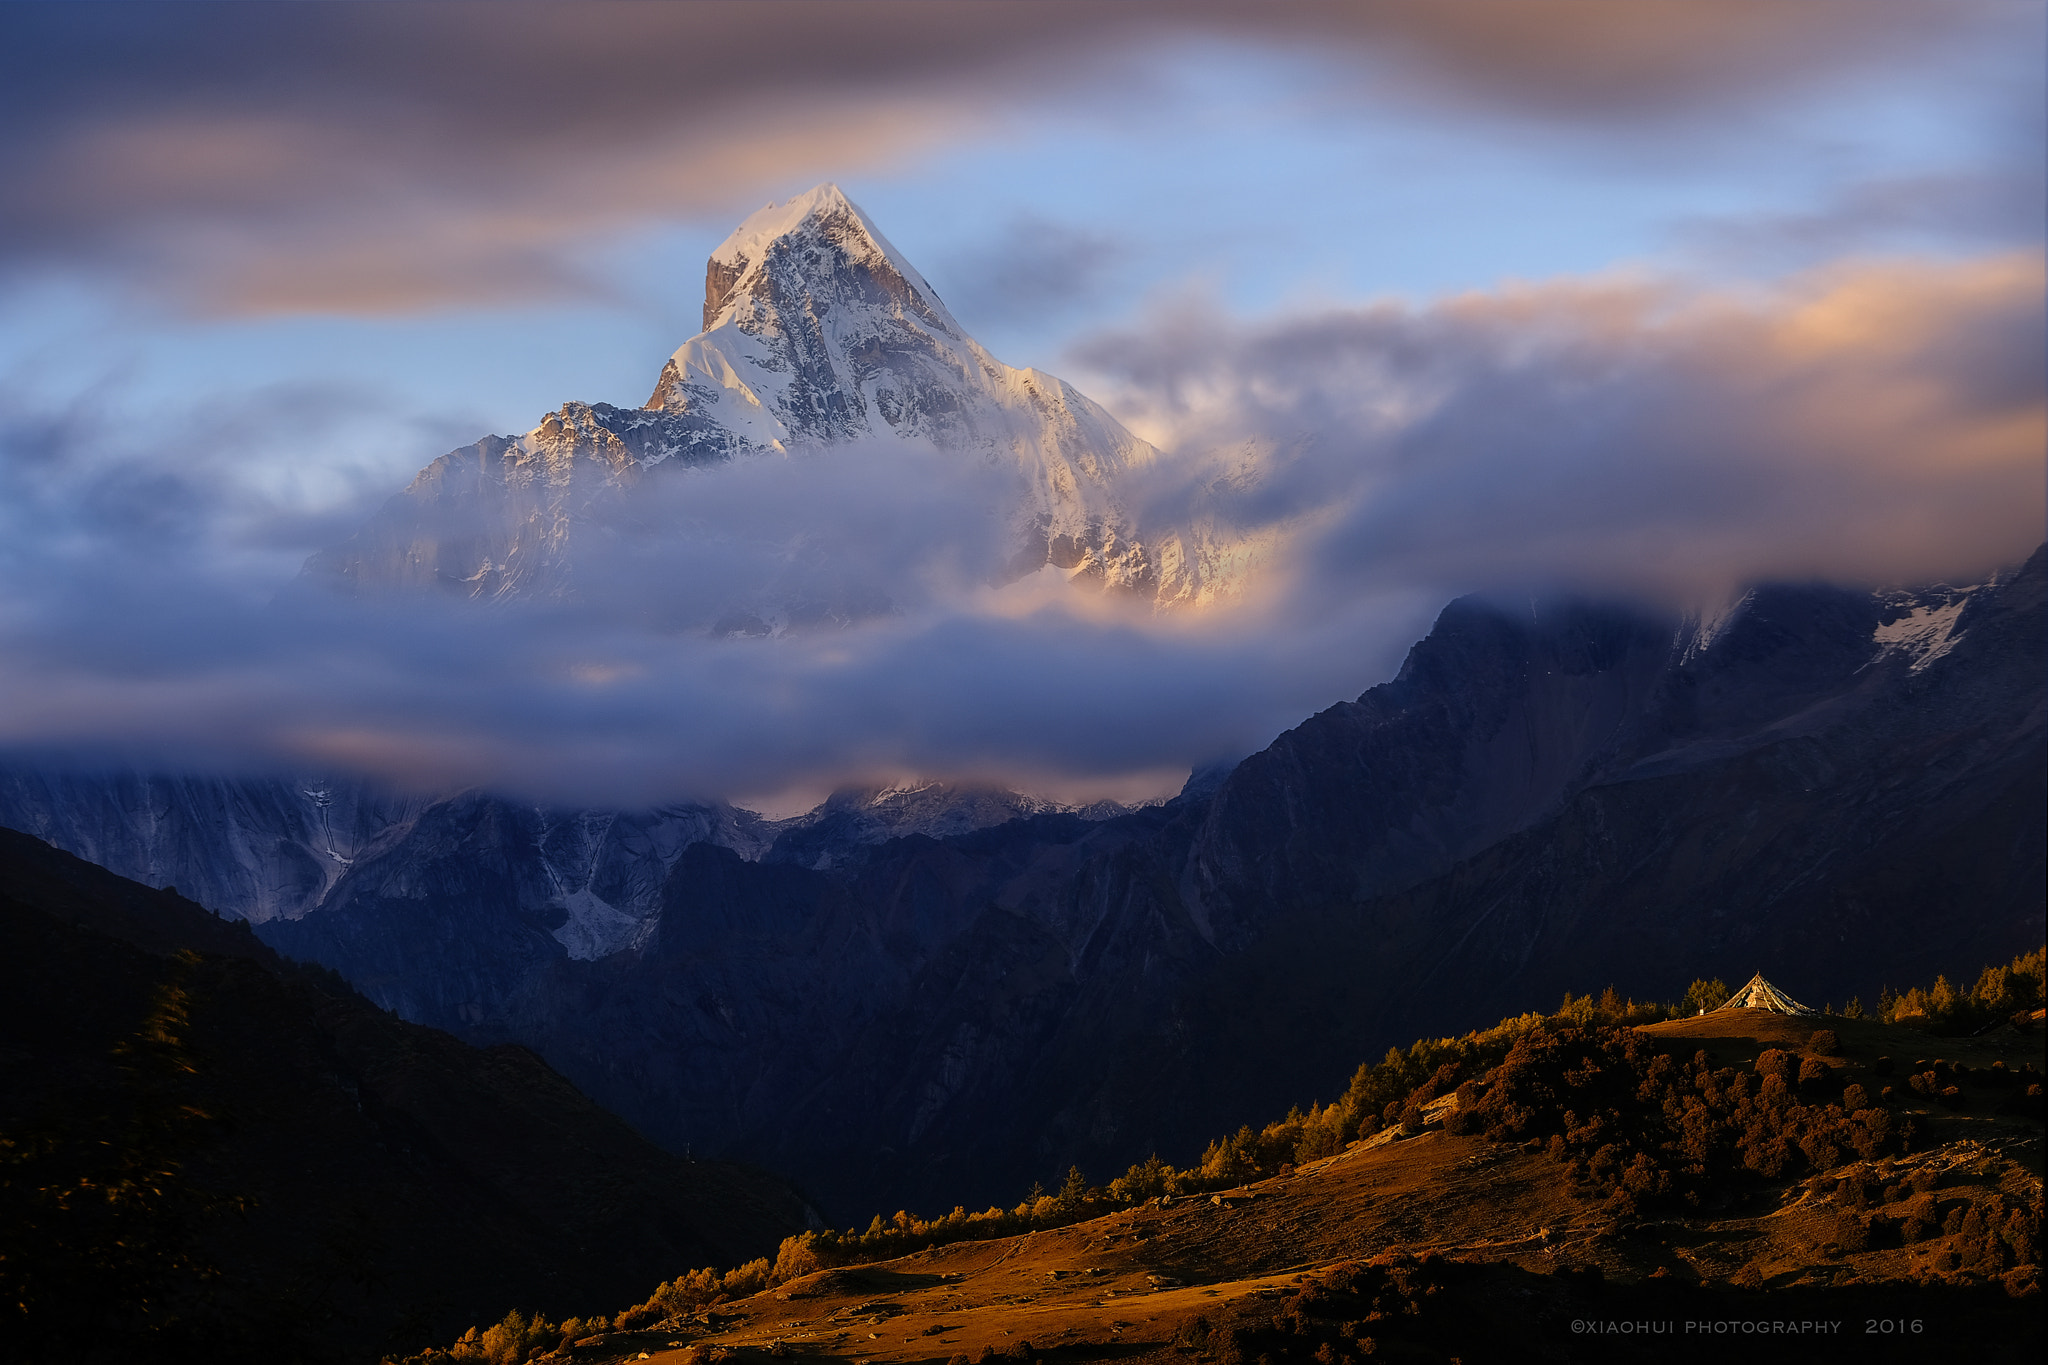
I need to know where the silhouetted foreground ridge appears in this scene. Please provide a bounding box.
[0,828,810,1364]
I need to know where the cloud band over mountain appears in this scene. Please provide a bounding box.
[2,244,2036,806]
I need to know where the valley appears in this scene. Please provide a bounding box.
[0,176,2039,1365]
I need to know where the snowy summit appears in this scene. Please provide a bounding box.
[303,185,1237,606]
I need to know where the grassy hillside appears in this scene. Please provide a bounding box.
[402,954,2043,1364]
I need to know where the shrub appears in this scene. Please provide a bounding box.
[1899,1194,1938,1243]
[1808,1029,1840,1056]
[1999,1083,2046,1119]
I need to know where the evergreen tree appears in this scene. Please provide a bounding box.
[1683,977,1729,1015]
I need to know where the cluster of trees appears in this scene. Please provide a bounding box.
[396,1254,797,1365]
[1448,1023,1911,1215]
[1199,1251,1464,1365]
[1877,947,2044,1035]
[426,1310,594,1365]
[1179,989,1683,1192]
[1817,1162,2041,1283]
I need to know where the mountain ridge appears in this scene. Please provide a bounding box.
[0,825,814,1360]
[232,550,2043,1218]
[7,524,2040,1220]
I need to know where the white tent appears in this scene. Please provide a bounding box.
[1713,973,1817,1016]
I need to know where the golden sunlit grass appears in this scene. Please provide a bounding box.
[398,952,2044,1365]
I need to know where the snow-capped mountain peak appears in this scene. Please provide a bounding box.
[646,182,1154,485]
[699,182,959,336]
[303,185,1244,607]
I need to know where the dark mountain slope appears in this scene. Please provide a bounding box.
[393,553,2041,1222]
[15,553,2040,1232]
[0,827,812,1362]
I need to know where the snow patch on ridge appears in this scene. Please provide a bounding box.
[1874,594,1970,671]
[1680,590,1754,664]
[551,887,644,961]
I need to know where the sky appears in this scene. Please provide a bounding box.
[0,0,2042,811]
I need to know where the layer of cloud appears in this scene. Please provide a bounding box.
[0,425,1414,803]
[0,374,492,594]
[1,0,2024,315]
[1,250,2038,805]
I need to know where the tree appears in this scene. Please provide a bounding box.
[1683,978,1729,1015]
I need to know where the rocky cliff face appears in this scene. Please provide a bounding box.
[0,764,1117,996]
[244,552,2044,1221]
[0,769,432,924]
[0,770,782,959]
[761,779,1149,871]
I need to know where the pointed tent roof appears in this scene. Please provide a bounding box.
[1714,973,1816,1016]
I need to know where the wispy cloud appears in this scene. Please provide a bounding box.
[1677,169,2048,268]
[938,215,1127,330]
[2,0,2022,316]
